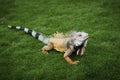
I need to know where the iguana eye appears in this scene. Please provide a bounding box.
[79,34,82,36]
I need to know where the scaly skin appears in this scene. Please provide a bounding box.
[42,37,85,65]
[8,25,88,65]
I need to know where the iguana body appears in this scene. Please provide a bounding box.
[50,38,69,52]
[8,25,89,64]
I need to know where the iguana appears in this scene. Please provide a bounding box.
[8,25,89,64]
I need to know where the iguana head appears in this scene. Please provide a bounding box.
[72,32,88,47]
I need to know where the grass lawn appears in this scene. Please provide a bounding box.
[0,0,120,80]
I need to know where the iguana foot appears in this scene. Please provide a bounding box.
[71,60,80,65]
[42,50,48,54]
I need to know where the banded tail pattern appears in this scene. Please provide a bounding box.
[8,25,49,44]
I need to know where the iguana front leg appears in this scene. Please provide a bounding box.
[80,47,85,56]
[64,49,80,64]
[42,43,53,54]
[77,47,86,56]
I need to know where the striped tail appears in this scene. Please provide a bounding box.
[8,25,49,44]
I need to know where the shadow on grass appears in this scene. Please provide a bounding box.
[101,0,120,17]
[0,0,15,25]
[84,58,120,80]
[102,0,120,12]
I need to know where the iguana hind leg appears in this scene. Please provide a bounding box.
[42,43,53,54]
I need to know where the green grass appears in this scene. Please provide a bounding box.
[0,0,120,80]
